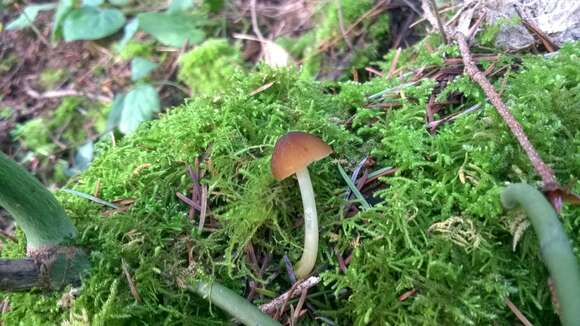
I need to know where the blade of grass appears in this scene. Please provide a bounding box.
[62,188,119,209]
[337,164,370,211]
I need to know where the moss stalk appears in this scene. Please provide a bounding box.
[501,183,580,326]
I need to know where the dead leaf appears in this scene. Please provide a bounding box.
[262,41,291,68]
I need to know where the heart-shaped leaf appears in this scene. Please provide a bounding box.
[115,18,139,52]
[106,93,126,130]
[52,0,74,40]
[131,57,158,81]
[6,4,57,30]
[137,12,204,48]
[119,84,160,134]
[168,0,194,13]
[63,6,126,41]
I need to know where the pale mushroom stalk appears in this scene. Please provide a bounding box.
[294,168,319,279]
[271,132,332,280]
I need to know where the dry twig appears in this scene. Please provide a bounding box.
[505,298,533,326]
[121,259,142,304]
[260,276,320,315]
[455,32,558,190]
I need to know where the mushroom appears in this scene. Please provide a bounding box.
[271,131,332,279]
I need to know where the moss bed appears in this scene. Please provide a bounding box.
[2,40,579,325]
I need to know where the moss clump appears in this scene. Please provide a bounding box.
[39,68,69,90]
[11,97,108,184]
[2,68,360,324]
[278,0,390,80]
[119,41,155,60]
[178,38,242,95]
[2,41,579,325]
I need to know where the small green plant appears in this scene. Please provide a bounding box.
[7,0,205,47]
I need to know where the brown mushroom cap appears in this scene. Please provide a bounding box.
[271,131,333,181]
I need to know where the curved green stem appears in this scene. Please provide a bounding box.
[192,280,280,326]
[502,183,580,326]
[0,152,76,252]
[294,168,319,279]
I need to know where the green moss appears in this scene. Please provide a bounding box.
[2,40,579,325]
[119,41,155,60]
[177,38,242,95]
[0,53,17,74]
[39,68,69,90]
[11,97,108,184]
[297,0,390,80]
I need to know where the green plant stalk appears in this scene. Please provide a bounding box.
[501,183,580,326]
[294,168,319,280]
[191,280,280,326]
[0,152,76,252]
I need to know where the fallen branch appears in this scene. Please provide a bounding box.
[260,276,320,315]
[25,86,112,103]
[455,33,558,190]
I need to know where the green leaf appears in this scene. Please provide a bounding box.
[137,12,204,48]
[109,0,130,6]
[52,0,74,40]
[6,4,57,31]
[74,141,94,172]
[119,84,160,134]
[168,0,194,13]
[82,0,104,5]
[106,93,125,130]
[62,188,119,209]
[131,57,158,81]
[337,163,371,210]
[63,7,126,41]
[115,18,139,52]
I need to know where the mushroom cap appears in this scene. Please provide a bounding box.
[271,131,332,181]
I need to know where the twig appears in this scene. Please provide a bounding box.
[429,0,448,44]
[250,0,265,42]
[274,281,299,321]
[455,33,558,190]
[514,6,558,52]
[260,276,320,315]
[24,85,112,103]
[121,259,142,304]
[505,298,533,326]
[198,184,208,233]
[300,0,390,63]
[0,229,17,242]
[291,289,309,324]
[386,48,402,79]
[176,192,202,211]
[336,0,353,49]
[365,67,384,77]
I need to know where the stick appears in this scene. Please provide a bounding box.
[454,33,558,189]
[260,276,320,315]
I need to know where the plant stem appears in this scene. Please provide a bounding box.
[0,247,88,291]
[294,168,319,280]
[191,280,280,326]
[0,152,76,253]
[501,183,580,326]
[455,33,558,190]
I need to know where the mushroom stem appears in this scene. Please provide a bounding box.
[294,167,319,279]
